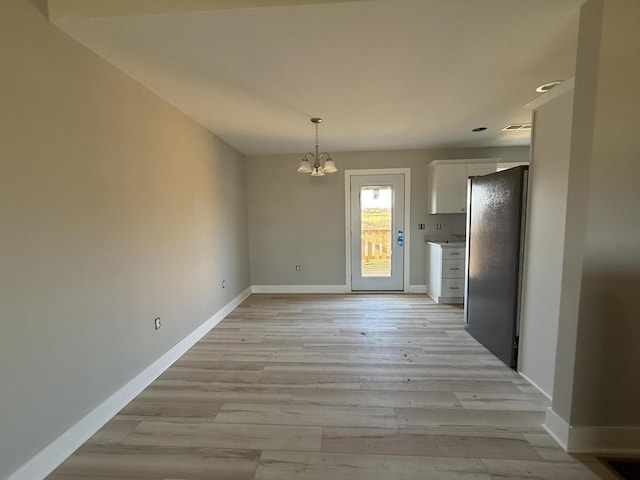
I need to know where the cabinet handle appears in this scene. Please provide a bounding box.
[450,253,461,256]
[450,267,460,270]
[449,287,460,290]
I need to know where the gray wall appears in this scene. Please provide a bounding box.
[519,88,574,398]
[552,0,640,429]
[247,147,529,287]
[0,0,250,477]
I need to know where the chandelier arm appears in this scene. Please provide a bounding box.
[304,152,320,168]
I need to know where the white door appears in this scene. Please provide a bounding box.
[350,174,405,290]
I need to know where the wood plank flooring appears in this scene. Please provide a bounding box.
[48,294,616,479]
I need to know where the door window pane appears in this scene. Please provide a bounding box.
[361,185,392,277]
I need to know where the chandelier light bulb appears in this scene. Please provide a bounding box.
[323,158,338,173]
[297,158,313,173]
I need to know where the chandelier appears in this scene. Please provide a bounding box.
[296,117,338,176]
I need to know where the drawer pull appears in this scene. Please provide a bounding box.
[449,267,461,271]
[449,287,460,290]
[449,253,461,256]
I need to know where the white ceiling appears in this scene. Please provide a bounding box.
[49,0,585,155]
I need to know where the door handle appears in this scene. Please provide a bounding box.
[397,230,404,246]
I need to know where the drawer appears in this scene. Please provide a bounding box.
[442,247,465,260]
[441,278,465,296]
[442,259,465,278]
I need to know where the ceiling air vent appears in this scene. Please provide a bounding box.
[502,123,532,131]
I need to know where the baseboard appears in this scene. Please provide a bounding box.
[543,407,570,451]
[251,285,348,294]
[251,285,428,295]
[567,426,640,455]
[424,291,463,304]
[518,371,552,401]
[543,407,640,455]
[8,287,252,480]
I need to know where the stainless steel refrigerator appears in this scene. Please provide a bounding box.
[464,166,528,369]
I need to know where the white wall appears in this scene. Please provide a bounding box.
[519,86,574,399]
[545,0,640,450]
[0,1,250,477]
[246,147,529,288]
[568,0,640,428]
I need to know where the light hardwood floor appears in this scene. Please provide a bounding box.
[48,294,616,479]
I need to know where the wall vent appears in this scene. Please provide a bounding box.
[502,123,532,131]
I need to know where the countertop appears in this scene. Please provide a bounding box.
[427,240,466,247]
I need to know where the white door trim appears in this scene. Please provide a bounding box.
[345,168,411,292]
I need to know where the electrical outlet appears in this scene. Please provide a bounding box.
[222,280,226,288]
[436,223,442,230]
[154,317,161,330]
[295,265,301,271]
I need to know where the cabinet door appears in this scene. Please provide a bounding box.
[429,164,467,214]
[461,163,497,213]
[467,163,497,177]
[496,162,529,171]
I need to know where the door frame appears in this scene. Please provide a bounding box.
[345,168,411,292]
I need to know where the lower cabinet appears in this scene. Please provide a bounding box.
[427,243,465,304]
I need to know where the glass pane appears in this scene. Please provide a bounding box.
[361,185,392,277]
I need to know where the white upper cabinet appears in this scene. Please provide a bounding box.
[496,162,530,171]
[428,164,467,214]
[428,160,500,214]
[467,162,498,177]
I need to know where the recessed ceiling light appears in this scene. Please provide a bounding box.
[472,127,487,132]
[536,80,563,93]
